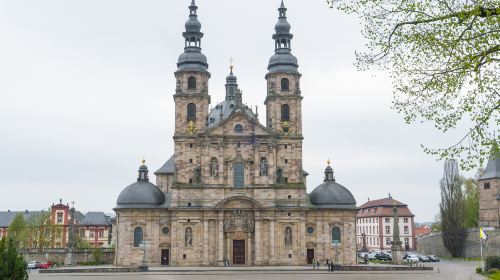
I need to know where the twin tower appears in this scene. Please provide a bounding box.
[173,0,303,140]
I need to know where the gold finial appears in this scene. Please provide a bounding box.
[327,159,331,165]
[141,157,145,165]
[229,57,234,74]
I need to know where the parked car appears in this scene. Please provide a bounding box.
[418,255,429,262]
[427,255,440,262]
[38,262,53,269]
[376,252,392,261]
[358,251,369,258]
[367,252,378,260]
[406,255,419,263]
[27,261,40,269]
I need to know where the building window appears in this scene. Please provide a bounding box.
[306,226,314,235]
[484,182,490,189]
[162,227,170,235]
[99,229,104,238]
[188,76,196,90]
[234,124,243,133]
[80,229,85,238]
[386,238,391,245]
[404,218,408,223]
[385,226,390,234]
[233,163,244,188]
[133,227,143,247]
[56,229,62,238]
[57,212,63,224]
[187,103,196,122]
[281,104,290,121]
[281,78,289,91]
[385,218,390,223]
[90,231,95,238]
[404,226,409,234]
[332,226,341,244]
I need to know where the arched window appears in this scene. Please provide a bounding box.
[281,78,289,91]
[133,227,143,247]
[234,124,243,133]
[187,103,196,122]
[281,104,290,121]
[332,226,341,244]
[234,162,244,188]
[188,76,196,90]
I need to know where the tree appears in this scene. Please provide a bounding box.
[26,210,53,249]
[462,168,484,228]
[8,214,27,248]
[439,159,466,256]
[327,0,500,170]
[0,237,29,280]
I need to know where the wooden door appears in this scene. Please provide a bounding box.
[161,249,169,265]
[307,249,314,264]
[232,240,245,265]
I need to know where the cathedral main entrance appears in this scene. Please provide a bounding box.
[232,240,245,265]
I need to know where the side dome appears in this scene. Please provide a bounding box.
[115,161,165,209]
[309,164,357,209]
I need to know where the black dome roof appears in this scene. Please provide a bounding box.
[309,165,357,209]
[115,161,166,209]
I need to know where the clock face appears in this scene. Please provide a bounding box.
[162,227,169,235]
[280,121,291,135]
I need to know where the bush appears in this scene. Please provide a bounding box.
[490,271,500,280]
[93,248,104,265]
[0,237,28,280]
[476,267,483,273]
[486,257,500,271]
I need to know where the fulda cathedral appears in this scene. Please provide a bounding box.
[114,1,358,266]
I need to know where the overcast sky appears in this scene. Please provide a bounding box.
[0,0,478,222]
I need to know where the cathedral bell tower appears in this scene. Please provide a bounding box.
[174,0,211,136]
[265,0,302,137]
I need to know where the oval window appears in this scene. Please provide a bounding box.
[234,124,243,133]
[306,226,314,235]
[162,227,169,235]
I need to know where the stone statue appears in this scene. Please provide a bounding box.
[185,227,192,246]
[194,165,202,183]
[276,167,284,184]
[260,158,268,176]
[210,158,218,177]
[285,227,292,246]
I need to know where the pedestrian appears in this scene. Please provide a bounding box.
[312,258,316,270]
[325,259,329,271]
[317,259,320,270]
[363,255,368,265]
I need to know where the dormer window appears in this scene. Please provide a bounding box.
[484,182,490,189]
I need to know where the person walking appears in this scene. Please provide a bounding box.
[316,259,320,270]
[312,258,317,270]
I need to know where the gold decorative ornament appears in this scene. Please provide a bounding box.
[280,121,291,135]
[186,120,197,135]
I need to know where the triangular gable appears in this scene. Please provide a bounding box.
[204,110,274,136]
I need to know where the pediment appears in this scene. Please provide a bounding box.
[215,196,264,210]
[206,112,273,136]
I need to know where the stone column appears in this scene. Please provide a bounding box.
[203,219,209,265]
[217,211,224,265]
[269,219,275,264]
[299,215,306,264]
[254,214,262,265]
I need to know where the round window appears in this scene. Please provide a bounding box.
[306,226,314,235]
[234,124,243,133]
[161,227,169,235]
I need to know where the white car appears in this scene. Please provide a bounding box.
[27,261,40,269]
[406,255,419,263]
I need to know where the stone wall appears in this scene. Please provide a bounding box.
[20,248,115,264]
[417,228,500,257]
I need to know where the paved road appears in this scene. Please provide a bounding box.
[29,260,485,280]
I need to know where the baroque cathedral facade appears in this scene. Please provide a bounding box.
[114,1,358,266]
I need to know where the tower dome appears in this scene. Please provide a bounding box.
[309,163,357,209]
[115,160,165,209]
